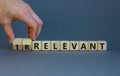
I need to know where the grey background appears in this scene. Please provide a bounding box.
[0,0,120,76]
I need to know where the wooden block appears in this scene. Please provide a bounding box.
[88,41,98,51]
[70,41,79,51]
[97,41,107,51]
[79,41,88,51]
[42,41,51,51]
[12,38,23,50]
[32,41,41,50]
[51,41,60,51]
[22,38,32,50]
[60,41,69,51]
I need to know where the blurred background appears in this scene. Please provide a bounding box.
[0,0,120,76]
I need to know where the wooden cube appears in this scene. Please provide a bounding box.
[32,41,41,50]
[79,41,88,51]
[60,41,69,51]
[12,38,23,50]
[51,41,60,51]
[70,41,79,51]
[22,38,32,50]
[98,41,107,51]
[88,41,98,51]
[42,41,51,51]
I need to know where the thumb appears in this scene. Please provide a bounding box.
[2,22,15,44]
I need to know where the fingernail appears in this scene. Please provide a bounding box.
[9,39,12,45]
[33,38,36,41]
[9,40,11,44]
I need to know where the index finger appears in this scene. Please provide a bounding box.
[19,14,38,40]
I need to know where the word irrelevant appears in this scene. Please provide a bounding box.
[12,38,107,51]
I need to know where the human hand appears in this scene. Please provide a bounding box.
[0,0,43,44]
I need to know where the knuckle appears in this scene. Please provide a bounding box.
[0,18,11,25]
[18,10,29,17]
[38,20,43,27]
[25,3,31,8]
[22,9,30,16]
[20,7,30,16]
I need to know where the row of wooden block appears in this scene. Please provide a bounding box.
[12,38,107,51]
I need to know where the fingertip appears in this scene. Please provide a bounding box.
[9,35,15,44]
[29,34,36,41]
